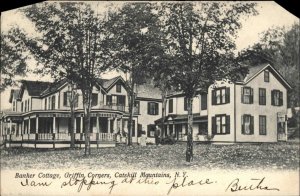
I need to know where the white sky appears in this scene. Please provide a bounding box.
[0,1,299,110]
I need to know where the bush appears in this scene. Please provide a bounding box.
[160,135,176,145]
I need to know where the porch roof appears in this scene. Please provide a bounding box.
[154,113,207,124]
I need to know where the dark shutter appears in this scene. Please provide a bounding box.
[212,117,216,134]
[241,87,244,103]
[147,125,151,137]
[184,97,187,110]
[250,115,254,134]
[169,99,173,113]
[156,103,159,115]
[241,115,244,134]
[147,102,151,114]
[201,94,207,110]
[271,90,274,105]
[250,88,253,104]
[279,91,283,106]
[106,95,112,105]
[75,94,79,107]
[63,92,68,106]
[226,115,230,134]
[212,90,216,105]
[58,92,60,109]
[225,87,230,103]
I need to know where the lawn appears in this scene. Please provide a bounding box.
[0,142,299,170]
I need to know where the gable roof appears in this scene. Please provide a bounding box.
[243,63,292,89]
[9,89,20,103]
[40,78,68,97]
[96,76,128,92]
[19,80,52,98]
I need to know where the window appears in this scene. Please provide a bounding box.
[13,101,16,111]
[264,70,269,82]
[135,101,140,114]
[271,90,283,106]
[201,94,207,110]
[117,95,126,105]
[212,87,230,105]
[48,97,51,110]
[106,95,112,105]
[259,115,267,135]
[51,96,56,110]
[91,93,98,106]
[169,99,173,113]
[184,97,188,111]
[21,102,23,112]
[45,98,47,110]
[241,114,254,135]
[212,115,230,134]
[107,95,125,106]
[198,123,208,135]
[259,88,266,105]
[147,124,156,137]
[148,102,159,115]
[241,87,253,104]
[63,92,70,107]
[116,84,122,93]
[24,100,27,112]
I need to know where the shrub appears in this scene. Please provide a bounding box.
[161,135,176,145]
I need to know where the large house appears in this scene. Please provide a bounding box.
[0,64,291,148]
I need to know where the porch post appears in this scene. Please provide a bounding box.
[9,119,12,135]
[113,117,117,133]
[80,115,83,133]
[35,115,39,134]
[107,118,111,133]
[96,116,100,133]
[53,115,56,133]
[22,120,25,135]
[28,117,31,134]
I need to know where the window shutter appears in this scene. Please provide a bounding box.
[226,115,230,134]
[241,87,244,103]
[63,92,67,106]
[147,102,151,114]
[271,90,274,105]
[226,87,230,103]
[212,90,216,105]
[58,92,60,109]
[250,88,253,104]
[212,117,216,134]
[241,115,245,134]
[75,94,79,107]
[250,115,254,134]
[155,103,159,115]
[279,91,283,106]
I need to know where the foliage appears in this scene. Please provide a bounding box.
[160,134,176,145]
[1,29,28,90]
[13,2,112,154]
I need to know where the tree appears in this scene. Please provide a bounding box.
[157,2,257,162]
[106,3,161,145]
[1,29,28,91]
[12,2,111,154]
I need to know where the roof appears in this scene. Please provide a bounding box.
[20,80,52,97]
[9,89,20,103]
[41,78,68,97]
[136,83,162,99]
[242,63,292,89]
[95,76,126,92]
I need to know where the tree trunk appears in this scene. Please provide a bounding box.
[83,92,92,155]
[69,85,75,149]
[186,97,193,162]
[127,81,135,146]
[161,92,167,138]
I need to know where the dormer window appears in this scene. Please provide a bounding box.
[116,84,122,93]
[264,70,269,82]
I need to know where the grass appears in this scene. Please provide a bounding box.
[1,142,299,170]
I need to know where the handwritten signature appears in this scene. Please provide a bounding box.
[226,177,280,192]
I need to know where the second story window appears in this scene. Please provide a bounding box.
[169,99,173,113]
[21,102,23,112]
[271,90,283,106]
[259,88,266,105]
[63,92,70,107]
[91,93,98,106]
[24,100,27,112]
[135,101,140,114]
[212,87,230,105]
[45,98,47,110]
[148,102,159,115]
[51,96,56,110]
[241,87,253,104]
[264,70,269,82]
[116,84,122,93]
[241,114,254,135]
[13,101,16,111]
[184,97,188,111]
[201,94,207,110]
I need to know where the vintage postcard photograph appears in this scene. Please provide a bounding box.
[0,1,299,195]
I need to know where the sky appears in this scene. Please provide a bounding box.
[0,1,299,110]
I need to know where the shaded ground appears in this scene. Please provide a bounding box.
[1,142,299,170]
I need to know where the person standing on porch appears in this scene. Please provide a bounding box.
[155,125,161,145]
